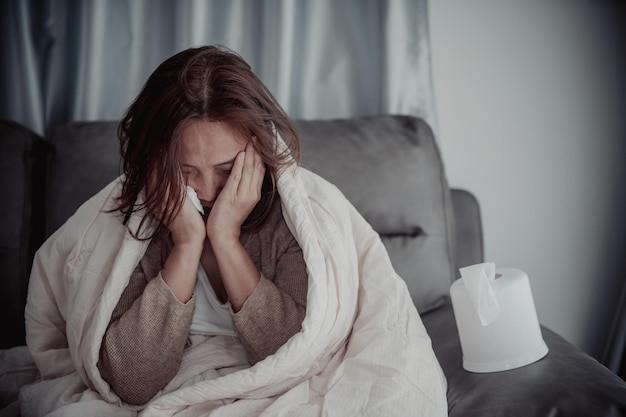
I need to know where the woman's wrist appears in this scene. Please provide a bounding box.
[171,225,206,247]
[161,240,203,303]
[173,238,204,257]
[207,230,240,249]
[208,236,260,311]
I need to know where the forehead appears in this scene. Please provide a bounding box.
[179,120,246,163]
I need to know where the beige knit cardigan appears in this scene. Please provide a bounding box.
[97,199,308,405]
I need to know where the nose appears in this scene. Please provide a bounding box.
[192,174,226,205]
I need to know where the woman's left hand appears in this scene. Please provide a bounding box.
[206,141,265,243]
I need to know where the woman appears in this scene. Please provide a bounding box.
[24,45,447,417]
[96,46,308,405]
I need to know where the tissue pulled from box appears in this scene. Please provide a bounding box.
[459,262,501,326]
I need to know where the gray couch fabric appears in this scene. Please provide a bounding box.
[423,304,626,416]
[295,116,455,314]
[0,121,47,349]
[450,189,483,275]
[46,121,120,236]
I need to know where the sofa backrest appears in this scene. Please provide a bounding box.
[46,122,120,236]
[45,115,456,315]
[294,116,456,313]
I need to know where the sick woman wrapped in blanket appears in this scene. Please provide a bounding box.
[22,46,448,416]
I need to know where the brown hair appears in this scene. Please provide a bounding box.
[115,45,300,239]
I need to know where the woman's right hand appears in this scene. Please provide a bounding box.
[158,186,205,303]
[166,189,206,246]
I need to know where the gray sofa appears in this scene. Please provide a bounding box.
[1,115,625,415]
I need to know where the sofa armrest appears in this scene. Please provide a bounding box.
[422,304,626,416]
[450,188,484,274]
[0,121,47,349]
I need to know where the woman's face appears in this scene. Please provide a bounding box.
[179,119,247,213]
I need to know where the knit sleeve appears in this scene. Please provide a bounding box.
[232,227,308,364]
[97,245,195,406]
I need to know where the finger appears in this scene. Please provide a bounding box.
[243,143,264,196]
[249,148,265,195]
[237,143,256,194]
[224,150,245,193]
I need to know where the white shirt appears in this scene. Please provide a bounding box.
[189,265,237,337]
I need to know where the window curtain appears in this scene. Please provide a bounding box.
[0,0,437,138]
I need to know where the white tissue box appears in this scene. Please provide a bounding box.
[450,267,549,373]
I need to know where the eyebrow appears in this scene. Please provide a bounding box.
[213,157,236,168]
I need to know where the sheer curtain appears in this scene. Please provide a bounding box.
[0,0,437,138]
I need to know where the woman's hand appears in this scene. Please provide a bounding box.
[206,141,265,244]
[148,173,206,243]
[204,141,265,310]
[169,190,206,246]
[156,185,205,303]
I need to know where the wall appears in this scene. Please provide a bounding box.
[429,0,626,360]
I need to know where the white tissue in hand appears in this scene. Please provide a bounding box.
[186,186,204,215]
[459,262,501,326]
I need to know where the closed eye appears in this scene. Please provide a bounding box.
[181,166,199,179]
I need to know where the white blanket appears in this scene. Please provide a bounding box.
[21,164,447,416]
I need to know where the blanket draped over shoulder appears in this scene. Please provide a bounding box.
[22,164,447,417]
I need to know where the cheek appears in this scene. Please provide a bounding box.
[214,175,229,192]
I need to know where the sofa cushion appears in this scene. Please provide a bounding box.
[422,304,626,416]
[295,115,455,313]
